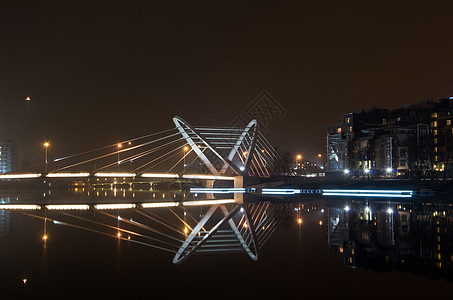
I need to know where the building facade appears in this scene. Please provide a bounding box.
[0,140,17,174]
[327,98,453,178]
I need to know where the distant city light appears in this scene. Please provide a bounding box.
[387,207,393,214]
[386,168,393,173]
[344,205,350,211]
[343,169,350,174]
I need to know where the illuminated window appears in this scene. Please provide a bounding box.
[434,138,438,144]
[349,126,352,132]
[435,156,438,162]
[433,121,438,127]
[346,117,351,123]
[434,129,438,135]
[435,147,438,152]
[447,119,452,126]
[382,118,387,125]
[337,127,341,133]
[432,112,438,118]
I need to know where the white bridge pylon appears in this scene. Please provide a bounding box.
[173,116,258,176]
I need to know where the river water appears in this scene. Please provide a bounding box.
[0,188,452,297]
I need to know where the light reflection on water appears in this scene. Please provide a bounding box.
[0,188,452,296]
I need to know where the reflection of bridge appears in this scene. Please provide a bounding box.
[0,117,290,264]
[0,199,286,265]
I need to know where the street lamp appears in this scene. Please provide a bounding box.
[43,142,50,173]
[296,154,302,171]
[117,143,122,171]
[183,146,189,173]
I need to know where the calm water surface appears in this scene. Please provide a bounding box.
[0,189,452,297]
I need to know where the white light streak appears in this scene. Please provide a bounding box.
[94,203,136,210]
[94,172,136,177]
[182,199,236,206]
[46,172,90,178]
[141,202,179,208]
[262,188,302,195]
[181,174,235,180]
[141,173,179,178]
[189,188,246,194]
[0,173,41,179]
[46,204,90,210]
[322,189,413,198]
[0,204,41,210]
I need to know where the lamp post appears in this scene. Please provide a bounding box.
[183,146,189,173]
[117,143,122,171]
[43,142,50,173]
[296,154,302,173]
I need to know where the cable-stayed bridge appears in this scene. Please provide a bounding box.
[0,117,292,264]
[0,117,419,264]
[2,116,287,179]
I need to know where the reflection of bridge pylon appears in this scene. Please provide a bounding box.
[173,201,282,264]
[4,201,285,265]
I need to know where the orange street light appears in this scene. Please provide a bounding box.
[43,142,50,173]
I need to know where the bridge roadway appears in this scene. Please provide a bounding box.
[0,172,235,181]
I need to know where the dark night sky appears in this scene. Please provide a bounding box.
[1,0,453,166]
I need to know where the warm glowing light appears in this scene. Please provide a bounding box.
[319,221,323,226]
[296,154,302,160]
[182,174,235,180]
[46,204,90,210]
[117,232,122,238]
[141,202,179,208]
[46,172,90,178]
[43,142,50,148]
[25,96,31,101]
[141,173,179,178]
[117,143,122,148]
[22,278,27,284]
[184,227,188,234]
[183,146,189,152]
[0,204,41,210]
[42,235,48,240]
[318,153,322,158]
[243,222,248,228]
[0,173,42,179]
[243,151,248,156]
[94,172,136,177]
[298,218,302,224]
[95,203,136,210]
